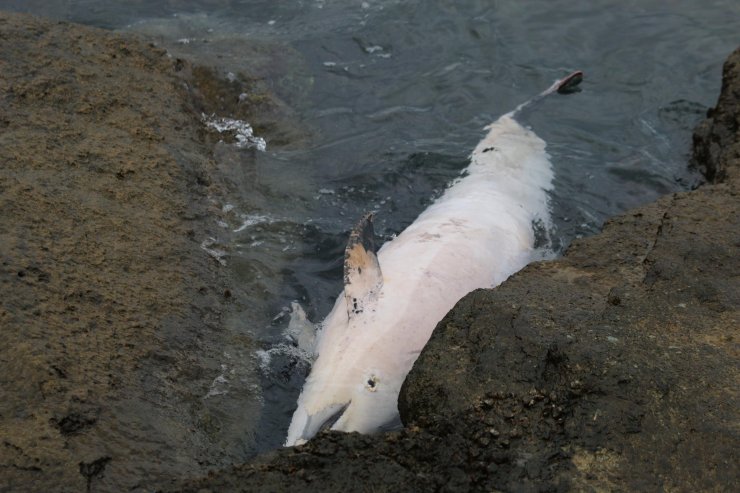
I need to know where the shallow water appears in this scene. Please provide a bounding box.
[4,0,737,457]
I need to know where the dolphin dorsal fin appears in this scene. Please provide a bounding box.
[343,213,383,319]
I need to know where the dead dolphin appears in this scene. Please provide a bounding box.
[285,71,583,446]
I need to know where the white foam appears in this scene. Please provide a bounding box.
[202,113,267,151]
[233,213,272,233]
[200,237,228,265]
[204,364,230,398]
[255,344,312,376]
[255,349,272,369]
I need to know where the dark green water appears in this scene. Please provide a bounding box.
[4,0,737,456]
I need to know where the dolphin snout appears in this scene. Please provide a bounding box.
[284,401,350,447]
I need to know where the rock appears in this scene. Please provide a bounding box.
[0,11,263,493]
[176,48,740,492]
[400,188,738,491]
[693,47,740,184]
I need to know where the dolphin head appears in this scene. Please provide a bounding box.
[284,355,402,446]
[328,370,403,433]
[284,299,403,447]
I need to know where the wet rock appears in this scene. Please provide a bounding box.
[176,48,740,492]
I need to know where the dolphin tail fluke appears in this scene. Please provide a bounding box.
[553,70,583,94]
[509,70,584,118]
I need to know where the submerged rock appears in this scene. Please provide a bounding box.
[176,48,740,492]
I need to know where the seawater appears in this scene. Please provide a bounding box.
[4,0,737,456]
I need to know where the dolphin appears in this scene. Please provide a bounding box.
[285,71,583,446]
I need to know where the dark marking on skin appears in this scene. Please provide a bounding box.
[482,146,496,153]
[417,232,442,242]
[366,375,379,391]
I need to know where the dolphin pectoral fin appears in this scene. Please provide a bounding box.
[288,301,317,355]
[343,213,383,319]
[285,406,307,446]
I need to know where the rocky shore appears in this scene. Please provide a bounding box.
[1,10,737,493]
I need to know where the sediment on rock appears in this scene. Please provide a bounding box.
[175,48,739,492]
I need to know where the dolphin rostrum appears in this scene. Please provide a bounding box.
[285,71,583,446]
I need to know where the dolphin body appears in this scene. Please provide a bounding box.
[285,72,583,446]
